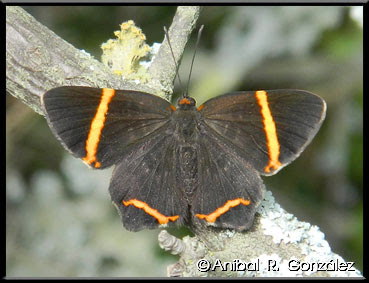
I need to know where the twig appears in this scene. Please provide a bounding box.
[148,6,201,100]
[6,6,200,115]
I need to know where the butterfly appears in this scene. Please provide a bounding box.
[42,86,326,231]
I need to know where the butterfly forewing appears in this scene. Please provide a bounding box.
[199,90,326,176]
[42,86,173,169]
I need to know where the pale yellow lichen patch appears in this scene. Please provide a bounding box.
[101,20,151,82]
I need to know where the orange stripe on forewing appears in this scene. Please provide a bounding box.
[196,198,251,223]
[83,88,115,168]
[255,90,282,173]
[197,104,205,111]
[123,199,179,224]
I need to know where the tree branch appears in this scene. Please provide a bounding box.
[6,6,200,115]
[148,6,201,100]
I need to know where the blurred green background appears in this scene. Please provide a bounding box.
[6,6,363,277]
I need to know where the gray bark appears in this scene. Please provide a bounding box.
[6,6,200,115]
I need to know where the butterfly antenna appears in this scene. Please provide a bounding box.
[164,26,185,96]
[186,25,204,98]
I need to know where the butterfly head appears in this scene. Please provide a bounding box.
[177,97,196,110]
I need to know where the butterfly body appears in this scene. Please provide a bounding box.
[42,86,326,232]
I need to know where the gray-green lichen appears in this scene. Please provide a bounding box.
[101,20,151,83]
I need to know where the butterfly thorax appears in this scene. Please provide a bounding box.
[172,97,201,143]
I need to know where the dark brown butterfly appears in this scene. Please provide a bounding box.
[42,86,326,231]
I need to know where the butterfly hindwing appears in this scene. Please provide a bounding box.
[42,86,174,169]
[199,90,326,176]
[109,128,189,231]
[191,127,264,231]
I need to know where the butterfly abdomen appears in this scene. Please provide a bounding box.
[176,145,199,201]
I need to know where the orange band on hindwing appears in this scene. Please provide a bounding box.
[255,90,282,173]
[196,198,251,223]
[123,199,179,224]
[83,88,115,168]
